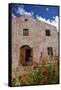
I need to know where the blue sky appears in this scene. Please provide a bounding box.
[11,3,59,30]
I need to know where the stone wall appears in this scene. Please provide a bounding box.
[12,15,58,67]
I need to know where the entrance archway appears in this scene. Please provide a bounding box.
[19,45,33,66]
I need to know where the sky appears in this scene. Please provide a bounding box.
[11,3,59,31]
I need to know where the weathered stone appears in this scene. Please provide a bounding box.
[12,15,58,67]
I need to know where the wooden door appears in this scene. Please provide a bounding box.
[19,47,33,66]
[28,48,33,65]
[19,47,25,65]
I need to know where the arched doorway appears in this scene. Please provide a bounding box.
[19,45,33,66]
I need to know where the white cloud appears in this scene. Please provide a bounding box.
[36,15,59,31]
[12,13,16,18]
[18,7,25,15]
[20,5,24,8]
[50,16,59,31]
[12,7,34,18]
[18,7,34,16]
[46,8,49,11]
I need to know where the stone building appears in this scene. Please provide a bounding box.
[12,15,58,67]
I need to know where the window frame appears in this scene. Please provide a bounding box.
[47,47,53,55]
[23,29,29,36]
[45,29,51,36]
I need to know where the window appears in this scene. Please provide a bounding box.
[45,29,50,36]
[47,47,53,55]
[25,18,28,21]
[23,29,29,36]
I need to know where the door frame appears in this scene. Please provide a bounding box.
[19,45,33,66]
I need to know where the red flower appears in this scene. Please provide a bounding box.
[41,68,48,76]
